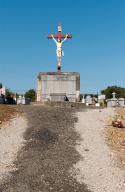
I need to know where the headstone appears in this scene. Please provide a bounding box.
[95,103,100,107]
[81,96,85,103]
[98,94,106,100]
[107,98,118,107]
[118,98,125,106]
[17,95,22,105]
[86,95,92,105]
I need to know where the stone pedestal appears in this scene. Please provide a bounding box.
[36,72,80,102]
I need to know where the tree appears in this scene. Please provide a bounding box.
[6,88,14,96]
[25,89,36,101]
[101,86,125,99]
[0,83,2,89]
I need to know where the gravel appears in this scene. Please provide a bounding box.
[0,105,91,192]
[72,108,125,192]
[0,115,27,184]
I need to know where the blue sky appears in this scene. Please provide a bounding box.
[0,0,125,94]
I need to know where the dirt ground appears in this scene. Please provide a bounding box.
[0,105,17,125]
[106,107,125,168]
[0,105,91,192]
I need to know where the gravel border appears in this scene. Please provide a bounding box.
[0,115,27,184]
[71,108,125,192]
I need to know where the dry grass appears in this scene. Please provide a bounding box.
[106,107,125,167]
[0,105,17,125]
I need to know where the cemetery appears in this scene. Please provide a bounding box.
[1,22,125,108]
[1,1,125,191]
[0,23,125,192]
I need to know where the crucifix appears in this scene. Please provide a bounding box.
[48,25,72,72]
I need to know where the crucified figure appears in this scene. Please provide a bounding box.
[51,34,68,71]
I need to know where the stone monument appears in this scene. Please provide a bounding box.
[36,25,80,103]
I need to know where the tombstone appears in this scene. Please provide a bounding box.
[81,95,85,103]
[95,103,100,107]
[107,92,119,107]
[98,94,105,101]
[86,95,92,105]
[98,94,106,106]
[22,96,26,105]
[17,95,30,105]
[17,95,22,105]
[118,98,125,106]
[107,98,118,107]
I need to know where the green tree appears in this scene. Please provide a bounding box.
[101,86,125,99]
[6,88,14,96]
[0,83,2,89]
[25,89,36,101]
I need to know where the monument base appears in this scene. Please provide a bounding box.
[37,72,80,103]
[57,65,61,72]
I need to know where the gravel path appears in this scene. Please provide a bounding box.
[0,115,27,184]
[72,108,125,192]
[0,105,91,192]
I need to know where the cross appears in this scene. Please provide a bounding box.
[48,24,72,72]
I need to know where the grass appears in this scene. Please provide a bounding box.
[106,107,125,168]
[0,105,17,124]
